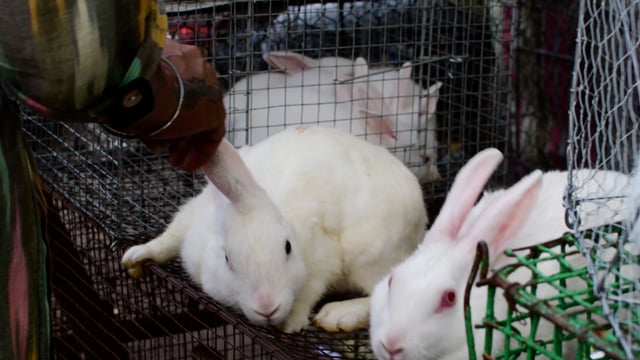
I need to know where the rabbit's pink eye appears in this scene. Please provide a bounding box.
[421,155,430,165]
[435,289,456,313]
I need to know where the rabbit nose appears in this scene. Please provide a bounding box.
[381,340,403,360]
[253,305,280,320]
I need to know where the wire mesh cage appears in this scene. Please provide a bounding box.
[21,0,516,358]
[565,0,640,358]
[166,0,513,197]
[43,188,374,359]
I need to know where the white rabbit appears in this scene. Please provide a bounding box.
[224,52,355,106]
[224,52,355,146]
[225,52,442,183]
[347,59,442,183]
[266,52,443,183]
[369,148,630,360]
[224,55,352,146]
[262,51,358,83]
[122,125,428,334]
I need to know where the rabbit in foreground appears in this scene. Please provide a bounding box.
[225,51,442,183]
[369,148,630,360]
[122,126,428,334]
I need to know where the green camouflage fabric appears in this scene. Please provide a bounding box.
[0,1,167,359]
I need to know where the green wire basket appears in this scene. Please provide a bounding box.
[464,226,640,360]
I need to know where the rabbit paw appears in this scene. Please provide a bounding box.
[278,310,310,333]
[312,297,370,332]
[121,245,152,279]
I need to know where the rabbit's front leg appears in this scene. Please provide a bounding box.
[121,199,198,278]
[121,230,184,278]
[279,276,332,333]
[313,297,369,332]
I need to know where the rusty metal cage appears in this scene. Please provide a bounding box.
[21,0,517,358]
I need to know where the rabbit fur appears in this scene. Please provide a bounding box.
[225,51,442,183]
[369,148,630,360]
[122,125,428,334]
[625,153,640,245]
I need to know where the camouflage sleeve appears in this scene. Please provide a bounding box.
[0,0,168,123]
[0,92,50,360]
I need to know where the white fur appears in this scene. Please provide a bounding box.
[224,52,442,184]
[625,154,640,244]
[369,148,630,360]
[122,126,428,334]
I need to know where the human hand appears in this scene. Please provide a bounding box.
[127,40,227,172]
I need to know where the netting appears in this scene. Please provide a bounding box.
[566,0,640,358]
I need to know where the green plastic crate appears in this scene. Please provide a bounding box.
[464,227,640,360]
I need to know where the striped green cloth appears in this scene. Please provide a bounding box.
[0,1,167,359]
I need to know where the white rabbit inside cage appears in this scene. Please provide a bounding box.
[122,126,428,334]
[224,51,444,183]
[203,0,511,191]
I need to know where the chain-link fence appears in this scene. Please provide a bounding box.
[566,1,640,358]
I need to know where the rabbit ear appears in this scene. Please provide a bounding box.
[333,57,370,102]
[352,77,398,146]
[262,52,319,74]
[399,61,413,79]
[354,81,386,114]
[201,140,266,206]
[350,57,397,145]
[398,62,414,109]
[427,148,504,243]
[420,82,443,121]
[334,83,354,104]
[359,110,397,146]
[426,81,443,96]
[353,57,369,78]
[458,170,543,256]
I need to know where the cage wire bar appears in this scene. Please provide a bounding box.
[566,0,640,358]
[21,0,514,358]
